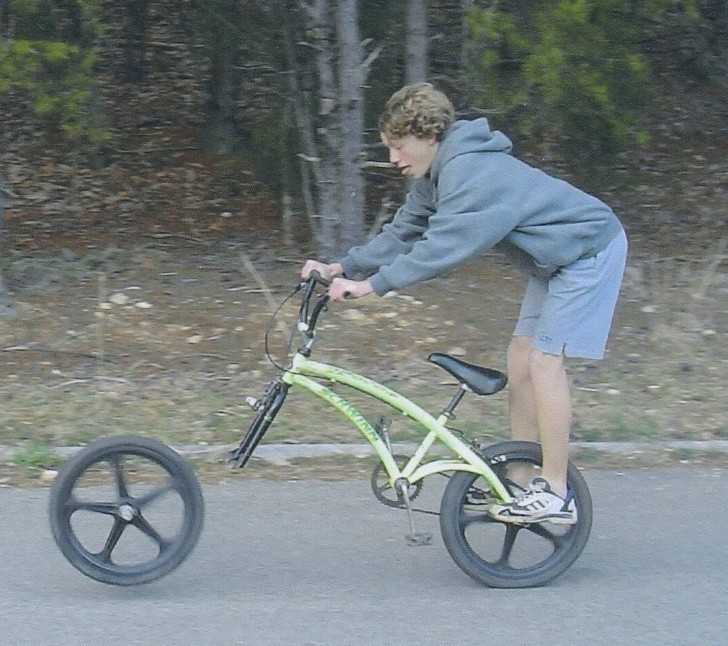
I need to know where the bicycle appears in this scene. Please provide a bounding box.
[49,272,592,588]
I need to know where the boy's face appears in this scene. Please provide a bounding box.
[381,133,438,178]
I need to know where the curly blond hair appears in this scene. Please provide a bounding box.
[379,83,455,141]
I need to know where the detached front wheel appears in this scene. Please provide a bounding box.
[49,436,204,586]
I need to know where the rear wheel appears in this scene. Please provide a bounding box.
[439,441,592,588]
[49,436,204,586]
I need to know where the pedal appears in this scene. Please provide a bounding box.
[405,532,433,547]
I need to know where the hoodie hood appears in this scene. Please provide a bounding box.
[430,118,512,183]
[340,115,622,298]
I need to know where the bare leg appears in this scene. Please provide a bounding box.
[506,336,539,486]
[507,337,571,497]
[528,349,571,498]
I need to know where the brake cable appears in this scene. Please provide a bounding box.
[263,276,330,373]
[264,282,304,373]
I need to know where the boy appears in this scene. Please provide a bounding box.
[301,83,627,524]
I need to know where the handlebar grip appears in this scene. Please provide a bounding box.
[309,270,331,287]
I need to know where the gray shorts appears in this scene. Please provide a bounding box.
[513,229,628,359]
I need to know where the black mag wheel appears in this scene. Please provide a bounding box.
[49,436,204,586]
[439,441,592,588]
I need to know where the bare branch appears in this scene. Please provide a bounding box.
[361,44,383,77]
[361,161,394,169]
[296,40,322,51]
[239,253,289,339]
[297,153,322,163]
[367,195,395,239]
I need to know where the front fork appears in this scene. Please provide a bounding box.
[228,379,289,468]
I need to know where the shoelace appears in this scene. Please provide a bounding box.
[517,481,544,499]
[513,485,559,510]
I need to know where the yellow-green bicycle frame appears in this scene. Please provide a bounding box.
[283,353,513,502]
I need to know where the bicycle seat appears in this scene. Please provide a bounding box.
[427,353,507,396]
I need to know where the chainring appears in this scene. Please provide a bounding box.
[370,455,423,508]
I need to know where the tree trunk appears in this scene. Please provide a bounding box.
[461,0,475,71]
[307,0,340,257]
[406,0,428,83]
[282,2,317,222]
[124,0,148,82]
[336,0,365,250]
[201,0,242,154]
[1,1,10,43]
[203,46,240,153]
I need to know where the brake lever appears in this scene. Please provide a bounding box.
[298,277,317,328]
[304,271,353,301]
[308,270,331,287]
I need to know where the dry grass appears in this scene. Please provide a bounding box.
[1,243,727,461]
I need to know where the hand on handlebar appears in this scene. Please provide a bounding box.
[300,260,343,282]
[329,277,373,302]
[299,259,371,302]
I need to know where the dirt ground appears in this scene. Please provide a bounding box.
[1,209,726,469]
[2,70,728,479]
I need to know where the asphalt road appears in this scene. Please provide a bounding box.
[1,467,725,646]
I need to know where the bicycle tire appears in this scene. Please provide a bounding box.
[49,435,204,586]
[439,441,592,588]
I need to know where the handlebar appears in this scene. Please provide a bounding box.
[264,269,355,368]
[297,271,331,338]
[307,270,331,287]
[306,270,352,299]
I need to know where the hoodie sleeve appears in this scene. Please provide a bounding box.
[368,154,523,295]
[337,179,434,277]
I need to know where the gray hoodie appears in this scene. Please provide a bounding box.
[339,118,624,296]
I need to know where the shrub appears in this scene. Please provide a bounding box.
[465,0,702,161]
[0,0,108,147]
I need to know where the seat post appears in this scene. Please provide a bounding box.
[441,385,469,419]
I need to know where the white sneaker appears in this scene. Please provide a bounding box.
[488,477,577,525]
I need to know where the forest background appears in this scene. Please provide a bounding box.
[0,0,727,477]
